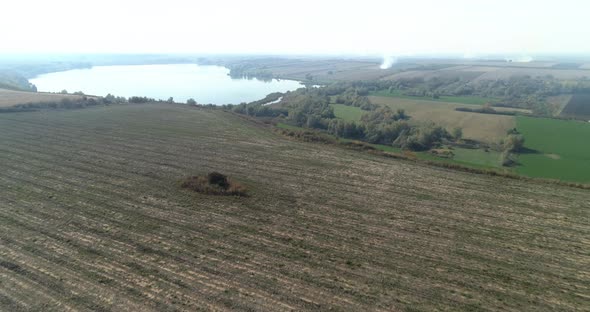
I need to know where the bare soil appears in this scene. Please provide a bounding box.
[0,103,588,311]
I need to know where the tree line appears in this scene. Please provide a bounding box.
[231,85,458,151]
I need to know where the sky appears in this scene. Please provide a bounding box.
[1,0,589,56]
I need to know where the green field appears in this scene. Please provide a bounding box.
[1,104,589,311]
[371,90,495,105]
[411,147,501,170]
[515,116,590,183]
[284,121,503,171]
[440,147,502,169]
[339,139,505,170]
[330,103,363,121]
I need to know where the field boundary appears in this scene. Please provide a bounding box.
[270,125,590,190]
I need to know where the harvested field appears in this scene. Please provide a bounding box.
[370,96,515,143]
[381,65,590,82]
[473,68,590,81]
[225,58,396,82]
[381,66,487,81]
[0,89,86,107]
[0,104,588,311]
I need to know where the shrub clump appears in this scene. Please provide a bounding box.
[181,172,248,196]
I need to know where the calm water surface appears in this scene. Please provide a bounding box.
[30,64,303,104]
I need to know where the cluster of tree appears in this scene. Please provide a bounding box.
[104,93,127,104]
[310,76,590,117]
[455,104,518,116]
[232,103,288,117]
[361,106,408,124]
[393,125,452,151]
[128,96,156,103]
[501,128,526,166]
[391,75,590,115]
[309,114,449,151]
[247,92,283,106]
[235,87,336,126]
[231,85,458,151]
[334,89,377,110]
[227,63,274,81]
[0,71,37,91]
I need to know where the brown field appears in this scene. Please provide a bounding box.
[406,60,559,68]
[0,89,87,107]
[0,104,588,311]
[473,68,590,81]
[370,96,515,143]
[225,58,590,83]
[381,65,489,81]
[381,64,590,82]
[274,60,395,81]
[226,58,399,81]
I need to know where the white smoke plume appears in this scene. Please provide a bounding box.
[505,55,534,63]
[514,55,533,63]
[380,55,397,69]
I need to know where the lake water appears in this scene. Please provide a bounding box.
[29,64,304,104]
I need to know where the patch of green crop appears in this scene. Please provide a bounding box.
[515,116,590,183]
[330,104,363,121]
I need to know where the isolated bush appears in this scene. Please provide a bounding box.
[275,128,336,144]
[181,172,247,196]
[452,127,463,140]
[394,125,451,151]
[501,150,518,167]
[504,134,525,152]
[208,172,229,188]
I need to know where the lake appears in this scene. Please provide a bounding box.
[29,64,304,104]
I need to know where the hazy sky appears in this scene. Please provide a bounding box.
[2,0,588,56]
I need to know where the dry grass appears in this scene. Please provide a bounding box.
[0,89,86,107]
[0,103,588,311]
[370,95,516,143]
[492,106,533,114]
